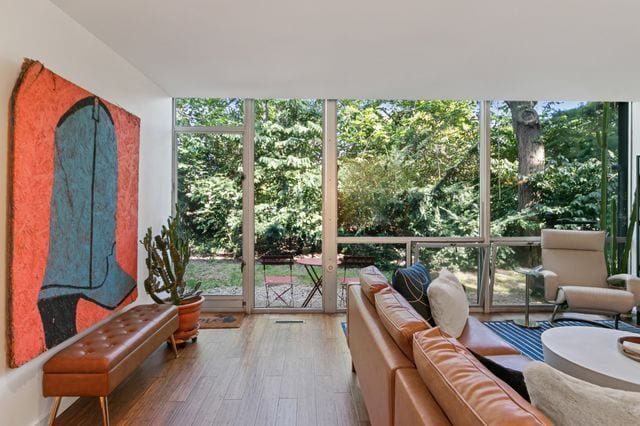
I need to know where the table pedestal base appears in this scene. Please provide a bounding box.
[513,318,540,328]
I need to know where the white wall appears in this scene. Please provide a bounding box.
[0,1,172,424]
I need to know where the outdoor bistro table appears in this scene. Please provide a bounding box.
[296,256,341,308]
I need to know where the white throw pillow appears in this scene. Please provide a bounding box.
[523,361,640,426]
[426,268,469,338]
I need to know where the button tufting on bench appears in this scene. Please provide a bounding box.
[43,304,179,375]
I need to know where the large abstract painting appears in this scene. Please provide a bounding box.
[7,59,139,367]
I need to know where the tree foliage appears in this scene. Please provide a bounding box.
[176,98,623,271]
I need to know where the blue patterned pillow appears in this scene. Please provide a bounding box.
[392,262,433,323]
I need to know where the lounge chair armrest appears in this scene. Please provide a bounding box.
[538,269,558,280]
[538,270,560,302]
[608,274,640,304]
[607,273,639,285]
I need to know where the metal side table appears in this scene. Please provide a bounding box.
[514,267,541,328]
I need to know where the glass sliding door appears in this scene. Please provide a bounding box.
[253,99,323,309]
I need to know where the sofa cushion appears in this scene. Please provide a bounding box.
[359,265,390,305]
[375,287,431,362]
[413,328,551,426]
[458,316,521,356]
[392,262,433,322]
[524,361,640,426]
[427,269,469,338]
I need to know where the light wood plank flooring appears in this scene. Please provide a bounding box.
[55,314,369,426]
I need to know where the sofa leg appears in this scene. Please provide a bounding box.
[48,397,61,426]
[169,335,179,358]
[614,314,620,330]
[99,396,110,426]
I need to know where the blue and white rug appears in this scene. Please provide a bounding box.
[483,319,640,361]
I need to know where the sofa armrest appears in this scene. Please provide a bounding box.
[348,285,413,426]
[394,368,451,426]
[539,270,560,302]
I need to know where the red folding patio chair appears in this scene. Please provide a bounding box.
[258,254,296,307]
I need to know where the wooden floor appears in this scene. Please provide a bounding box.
[55,314,369,426]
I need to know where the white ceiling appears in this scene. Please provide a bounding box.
[53,0,640,100]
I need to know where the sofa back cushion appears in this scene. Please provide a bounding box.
[359,265,390,305]
[427,269,469,338]
[413,328,551,426]
[375,287,430,362]
[392,262,433,323]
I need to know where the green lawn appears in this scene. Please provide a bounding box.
[186,257,371,293]
[186,257,538,305]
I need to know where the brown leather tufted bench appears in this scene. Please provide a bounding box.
[43,304,179,426]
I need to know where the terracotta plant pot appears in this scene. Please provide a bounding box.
[174,295,204,344]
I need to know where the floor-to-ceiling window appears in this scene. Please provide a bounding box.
[174,98,246,305]
[173,98,630,313]
[489,101,627,308]
[336,100,483,308]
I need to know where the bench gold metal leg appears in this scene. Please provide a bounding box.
[169,334,179,358]
[99,396,110,426]
[48,397,61,426]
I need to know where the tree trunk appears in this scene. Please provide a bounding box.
[506,101,545,210]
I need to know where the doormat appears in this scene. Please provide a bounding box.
[199,312,244,329]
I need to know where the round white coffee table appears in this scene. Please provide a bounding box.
[541,326,640,391]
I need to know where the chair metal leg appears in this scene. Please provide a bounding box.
[265,284,271,308]
[48,397,61,426]
[551,305,619,329]
[290,284,294,307]
[550,304,561,323]
[99,396,110,426]
[169,334,179,358]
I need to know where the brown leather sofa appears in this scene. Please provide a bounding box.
[347,266,550,426]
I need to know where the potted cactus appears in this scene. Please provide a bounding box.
[141,214,203,344]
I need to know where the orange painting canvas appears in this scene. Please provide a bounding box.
[7,60,139,367]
